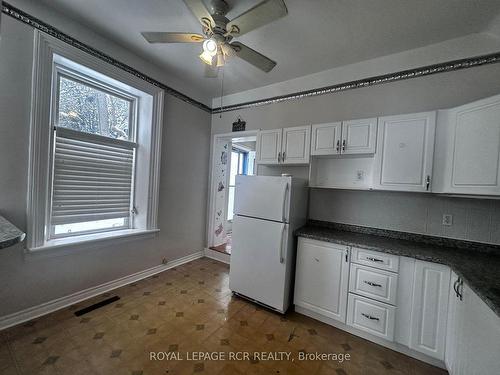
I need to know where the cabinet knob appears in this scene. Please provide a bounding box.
[426,175,431,191]
[342,139,346,152]
[278,152,281,163]
[336,140,340,152]
[366,256,383,263]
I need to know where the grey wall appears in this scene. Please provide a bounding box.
[0,15,210,317]
[211,61,500,245]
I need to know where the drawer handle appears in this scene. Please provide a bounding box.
[364,280,382,287]
[361,313,380,321]
[366,257,384,263]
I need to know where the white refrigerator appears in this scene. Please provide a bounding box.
[229,175,308,313]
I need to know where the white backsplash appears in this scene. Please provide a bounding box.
[309,189,500,245]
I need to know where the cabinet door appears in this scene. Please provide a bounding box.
[256,129,282,164]
[409,260,450,360]
[435,95,500,195]
[294,238,349,323]
[311,122,341,155]
[445,272,462,374]
[460,282,500,375]
[341,118,377,154]
[282,125,311,164]
[373,112,436,192]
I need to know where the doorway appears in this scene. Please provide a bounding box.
[207,131,258,256]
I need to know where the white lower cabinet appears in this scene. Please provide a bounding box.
[295,237,499,370]
[445,273,500,375]
[409,260,450,360]
[294,238,350,322]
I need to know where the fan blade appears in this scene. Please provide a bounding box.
[141,32,205,43]
[204,64,219,78]
[183,0,214,26]
[231,42,276,72]
[227,0,287,36]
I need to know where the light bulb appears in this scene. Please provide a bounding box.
[202,39,217,55]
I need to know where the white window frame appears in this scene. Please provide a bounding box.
[27,31,164,252]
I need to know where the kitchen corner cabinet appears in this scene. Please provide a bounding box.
[373,112,436,192]
[409,260,450,360]
[256,125,310,165]
[445,273,500,375]
[311,118,377,156]
[294,238,349,323]
[433,94,500,195]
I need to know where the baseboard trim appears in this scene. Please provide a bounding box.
[204,247,230,264]
[0,251,204,331]
[294,305,446,369]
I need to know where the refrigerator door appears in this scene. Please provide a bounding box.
[229,215,289,312]
[234,175,289,222]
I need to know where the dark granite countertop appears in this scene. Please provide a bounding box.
[295,221,500,318]
[0,215,25,249]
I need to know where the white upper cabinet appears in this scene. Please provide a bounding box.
[256,125,310,165]
[282,125,311,164]
[311,122,341,155]
[256,129,282,164]
[342,118,377,154]
[294,238,350,323]
[409,260,450,360]
[433,94,500,195]
[373,111,436,192]
[311,118,377,156]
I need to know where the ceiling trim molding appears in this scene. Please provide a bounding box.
[212,51,500,113]
[1,1,212,113]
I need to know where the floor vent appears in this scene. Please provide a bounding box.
[74,296,120,316]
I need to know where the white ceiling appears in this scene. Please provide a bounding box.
[39,0,500,101]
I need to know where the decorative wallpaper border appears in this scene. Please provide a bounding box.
[213,51,500,113]
[1,1,212,113]
[2,1,500,115]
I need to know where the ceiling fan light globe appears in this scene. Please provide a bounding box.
[199,50,215,65]
[202,39,218,56]
[216,52,225,67]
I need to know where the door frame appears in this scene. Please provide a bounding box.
[206,130,258,249]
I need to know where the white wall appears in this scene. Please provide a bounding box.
[211,61,500,245]
[0,15,210,316]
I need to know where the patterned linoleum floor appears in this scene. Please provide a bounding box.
[0,258,447,375]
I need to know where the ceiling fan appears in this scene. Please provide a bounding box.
[141,0,288,77]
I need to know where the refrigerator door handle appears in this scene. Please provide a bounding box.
[281,182,289,222]
[279,223,286,263]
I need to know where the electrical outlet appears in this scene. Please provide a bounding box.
[356,170,365,181]
[442,214,453,226]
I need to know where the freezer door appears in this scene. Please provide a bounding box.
[234,175,289,222]
[229,215,289,312]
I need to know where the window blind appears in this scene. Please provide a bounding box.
[50,128,135,227]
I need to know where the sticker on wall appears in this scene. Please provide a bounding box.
[221,151,227,165]
[215,224,223,237]
[217,182,225,192]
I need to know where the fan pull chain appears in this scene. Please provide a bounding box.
[219,64,224,118]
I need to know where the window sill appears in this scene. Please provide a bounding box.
[26,228,160,253]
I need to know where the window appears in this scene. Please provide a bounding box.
[27,32,164,251]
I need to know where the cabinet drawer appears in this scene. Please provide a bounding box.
[349,264,398,305]
[347,293,396,341]
[351,247,399,272]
